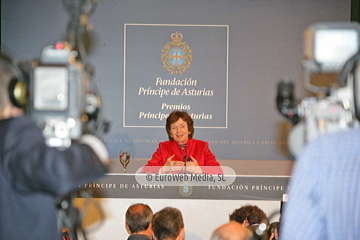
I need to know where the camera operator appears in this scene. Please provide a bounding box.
[277,22,360,240]
[0,52,109,239]
[280,127,360,239]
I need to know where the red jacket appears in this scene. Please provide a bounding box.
[142,138,221,174]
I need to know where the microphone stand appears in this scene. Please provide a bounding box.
[181,151,191,174]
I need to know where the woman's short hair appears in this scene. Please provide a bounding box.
[166,111,194,140]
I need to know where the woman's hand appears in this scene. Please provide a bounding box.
[163,154,175,167]
[160,154,184,173]
[269,227,279,240]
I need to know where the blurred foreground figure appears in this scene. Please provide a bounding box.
[0,53,109,239]
[281,130,360,239]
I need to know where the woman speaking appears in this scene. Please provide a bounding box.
[142,111,221,174]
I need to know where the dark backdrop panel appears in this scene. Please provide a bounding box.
[1,0,351,161]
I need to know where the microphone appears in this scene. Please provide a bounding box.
[181,146,191,174]
[183,155,191,163]
[183,145,191,162]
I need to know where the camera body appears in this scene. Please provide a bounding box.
[277,22,360,158]
[278,79,359,157]
[28,45,87,148]
[24,41,107,149]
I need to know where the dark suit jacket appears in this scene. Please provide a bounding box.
[0,116,107,239]
[127,234,151,240]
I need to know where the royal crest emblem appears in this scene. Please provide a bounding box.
[179,181,193,197]
[161,32,193,74]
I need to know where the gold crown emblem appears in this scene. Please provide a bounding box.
[171,32,183,43]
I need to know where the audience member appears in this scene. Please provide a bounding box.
[211,221,251,240]
[152,207,184,240]
[125,203,153,240]
[280,129,360,239]
[268,226,278,240]
[229,205,268,227]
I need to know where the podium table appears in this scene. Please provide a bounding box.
[78,159,293,240]
[84,173,290,200]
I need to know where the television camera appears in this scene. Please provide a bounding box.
[7,1,110,239]
[13,0,109,149]
[276,22,360,158]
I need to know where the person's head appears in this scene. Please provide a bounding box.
[229,205,268,227]
[125,203,153,236]
[211,221,251,240]
[166,111,194,144]
[152,207,184,240]
[0,52,23,119]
